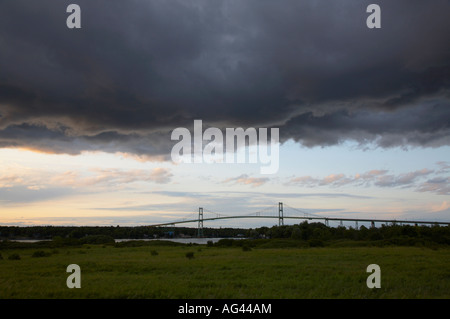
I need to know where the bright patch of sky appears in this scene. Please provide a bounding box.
[1,141,449,227]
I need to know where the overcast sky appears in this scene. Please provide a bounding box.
[0,0,449,227]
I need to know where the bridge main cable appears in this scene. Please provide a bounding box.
[145,203,450,228]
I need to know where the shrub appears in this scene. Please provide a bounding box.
[308,239,324,247]
[242,245,252,252]
[8,253,21,260]
[79,235,115,245]
[51,236,81,247]
[215,238,234,247]
[185,252,194,259]
[32,250,51,258]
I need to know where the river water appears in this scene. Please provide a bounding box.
[115,238,241,244]
[8,238,241,244]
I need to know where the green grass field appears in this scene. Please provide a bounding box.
[1,243,449,299]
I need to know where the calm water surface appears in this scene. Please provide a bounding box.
[8,238,241,244]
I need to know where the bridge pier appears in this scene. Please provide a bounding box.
[198,207,204,238]
[278,202,284,226]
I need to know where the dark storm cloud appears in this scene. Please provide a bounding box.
[280,99,450,148]
[0,0,449,155]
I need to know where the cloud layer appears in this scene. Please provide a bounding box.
[0,0,449,156]
[288,167,450,195]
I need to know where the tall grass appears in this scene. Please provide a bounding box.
[0,244,449,298]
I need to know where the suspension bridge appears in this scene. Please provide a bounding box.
[147,203,450,237]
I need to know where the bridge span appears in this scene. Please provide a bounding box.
[146,203,450,237]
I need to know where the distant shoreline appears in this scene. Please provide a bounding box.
[4,237,244,244]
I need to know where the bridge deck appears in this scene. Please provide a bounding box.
[147,215,450,228]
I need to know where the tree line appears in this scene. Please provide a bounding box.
[1,222,449,247]
[0,225,245,240]
[247,222,450,247]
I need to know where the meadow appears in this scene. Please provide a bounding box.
[1,241,449,299]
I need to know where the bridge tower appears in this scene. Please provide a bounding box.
[278,202,284,226]
[198,207,204,237]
